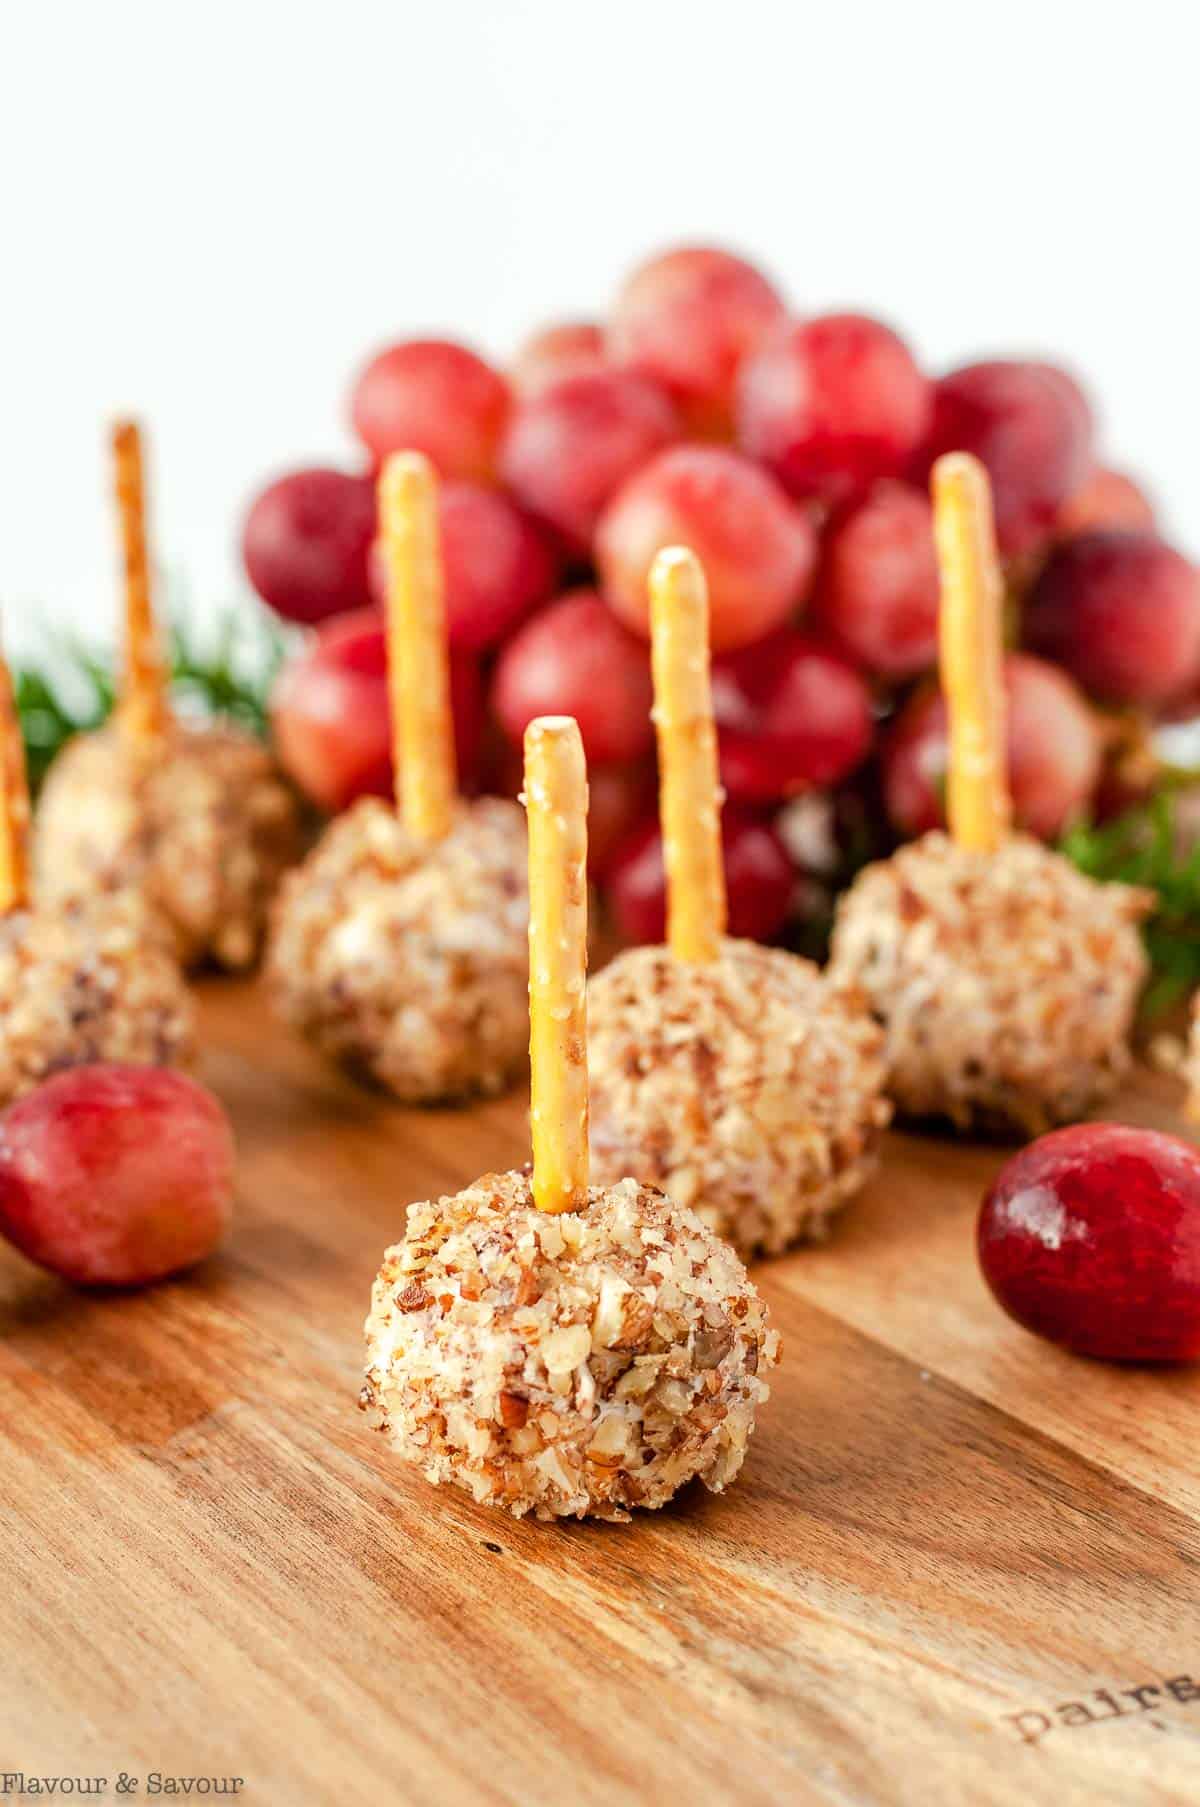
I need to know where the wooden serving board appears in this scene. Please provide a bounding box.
[3,981,1200,1807]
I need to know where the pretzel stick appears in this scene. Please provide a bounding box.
[378,452,457,842]
[524,716,589,1215]
[112,419,170,744]
[649,546,726,963]
[0,645,30,913]
[933,452,1011,854]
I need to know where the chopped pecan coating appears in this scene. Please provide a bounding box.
[830,831,1150,1135]
[587,939,890,1259]
[35,721,302,971]
[269,796,529,1104]
[0,892,195,1104]
[363,1172,779,1521]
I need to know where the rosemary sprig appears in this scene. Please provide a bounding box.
[1062,787,1200,1019]
[15,652,112,792]
[168,608,291,738]
[11,604,293,793]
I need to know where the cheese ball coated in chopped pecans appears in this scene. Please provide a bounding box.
[268,796,528,1103]
[829,831,1151,1136]
[0,891,195,1105]
[34,721,303,972]
[361,1170,779,1520]
[586,939,890,1259]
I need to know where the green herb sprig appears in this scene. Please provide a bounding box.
[15,648,112,792]
[11,604,293,794]
[168,608,291,738]
[1062,788,1200,1020]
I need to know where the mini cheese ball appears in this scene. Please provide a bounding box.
[586,546,890,1258]
[268,793,528,1102]
[0,894,196,1106]
[35,718,302,972]
[362,1169,777,1520]
[269,451,529,1104]
[829,453,1150,1137]
[32,421,302,971]
[829,831,1149,1135]
[0,649,194,1106]
[588,941,889,1258]
[360,717,779,1521]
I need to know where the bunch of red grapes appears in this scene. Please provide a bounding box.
[244,245,1200,947]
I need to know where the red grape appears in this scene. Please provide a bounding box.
[812,480,940,679]
[606,808,794,945]
[1024,529,1200,706]
[270,605,483,814]
[1028,361,1092,439]
[350,338,511,481]
[500,370,680,558]
[595,445,817,652]
[978,1124,1200,1362]
[491,588,654,765]
[367,479,558,651]
[737,313,932,508]
[711,630,874,802]
[477,717,524,798]
[511,321,607,396]
[882,652,1102,840]
[0,1065,234,1288]
[1057,466,1157,538]
[916,360,1094,558]
[586,760,657,878]
[608,246,785,437]
[242,468,375,625]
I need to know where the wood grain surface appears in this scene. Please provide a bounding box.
[3,980,1200,1807]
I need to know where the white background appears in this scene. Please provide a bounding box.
[2,0,1195,657]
